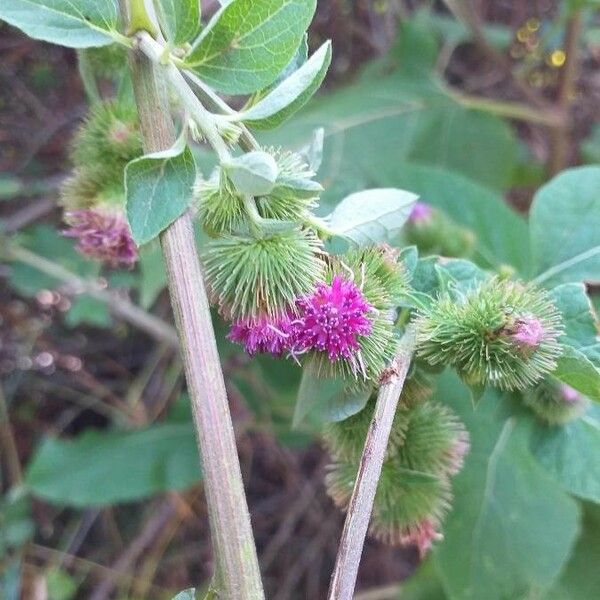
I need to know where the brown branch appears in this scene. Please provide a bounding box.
[548,10,583,175]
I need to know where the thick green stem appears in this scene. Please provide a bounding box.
[123,7,264,600]
[328,327,416,600]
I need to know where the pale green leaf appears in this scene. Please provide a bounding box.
[328,188,418,246]
[293,360,371,427]
[0,0,119,48]
[154,0,200,45]
[223,151,278,196]
[552,346,600,402]
[531,406,600,503]
[531,166,600,286]
[185,0,316,94]
[237,41,332,130]
[172,589,196,600]
[125,133,196,245]
[434,372,581,600]
[25,424,200,506]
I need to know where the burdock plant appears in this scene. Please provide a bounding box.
[3,1,599,599]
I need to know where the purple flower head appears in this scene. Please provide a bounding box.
[509,315,545,349]
[408,202,434,224]
[228,315,293,356]
[293,275,373,362]
[559,384,581,405]
[64,209,138,268]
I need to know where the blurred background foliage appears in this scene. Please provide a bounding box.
[1,0,600,598]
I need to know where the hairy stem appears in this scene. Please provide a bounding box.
[122,6,264,598]
[328,327,416,600]
[136,32,231,162]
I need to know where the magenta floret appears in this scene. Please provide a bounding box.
[293,275,373,361]
[228,315,293,356]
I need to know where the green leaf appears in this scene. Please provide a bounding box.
[154,0,200,45]
[546,502,600,600]
[531,166,600,286]
[377,164,529,273]
[25,424,200,506]
[550,282,600,365]
[293,360,371,427]
[185,0,317,94]
[172,589,196,600]
[0,492,34,555]
[0,0,119,48]
[270,33,308,87]
[531,406,600,503]
[46,568,77,600]
[552,346,600,402]
[236,41,332,130]
[434,372,581,600]
[125,133,196,245]
[328,188,417,246]
[260,22,518,193]
[0,176,23,200]
[64,296,111,328]
[223,151,278,196]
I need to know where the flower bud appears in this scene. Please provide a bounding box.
[195,169,246,236]
[324,398,468,555]
[523,380,589,425]
[416,278,563,390]
[202,229,324,321]
[344,245,410,310]
[255,148,321,222]
[405,202,475,258]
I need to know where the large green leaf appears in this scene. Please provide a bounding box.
[379,164,529,273]
[550,282,600,365]
[25,424,200,506]
[531,406,600,503]
[546,502,600,600]
[530,166,600,286]
[154,0,200,45]
[434,372,580,600]
[261,35,518,194]
[237,41,332,130]
[125,134,196,245]
[185,0,316,94]
[0,0,119,48]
